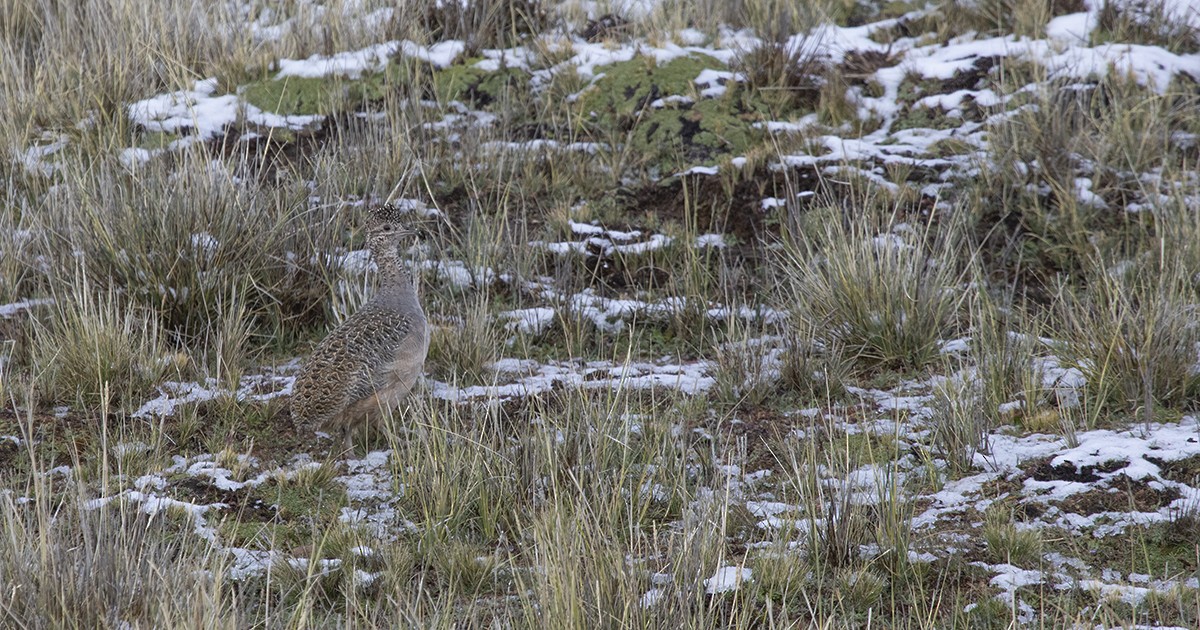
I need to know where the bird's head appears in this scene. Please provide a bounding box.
[365,203,415,251]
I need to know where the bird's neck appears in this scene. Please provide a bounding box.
[373,243,419,301]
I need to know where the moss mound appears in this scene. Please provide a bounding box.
[574,53,799,176]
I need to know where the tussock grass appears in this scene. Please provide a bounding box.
[0,0,249,146]
[46,154,346,341]
[199,284,256,392]
[0,209,46,306]
[31,276,172,411]
[983,505,1043,566]
[971,291,1047,427]
[656,0,849,36]
[969,73,1197,291]
[733,31,828,115]
[778,330,851,403]
[940,0,1079,40]
[519,503,649,626]
[709,318,780,409]
[426,296,503,383]
[420,0,549,52]
[1055,249,1200,422]
[0,490,233,627]
[1093,0,1200,53]
[782,210,970,371]
[928,376,989,475]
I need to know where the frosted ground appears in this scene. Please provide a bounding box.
[3,0,1200,626]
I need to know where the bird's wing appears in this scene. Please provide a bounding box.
[290,304,427,422]
[339,308,421,404]
[291,308,419,424]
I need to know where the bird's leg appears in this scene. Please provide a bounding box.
[338,424,355,458]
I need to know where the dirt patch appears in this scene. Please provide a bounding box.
[576,244,673,294]
[579,14,629,42]
[1149,455,1200,484]
[1015,501,1048,520]
[980,476,1024,497]
[0,409,108,472]
[206,115,336,184]
[694,404,791,475]
[620,166,804,244]
[840,50,899,84]
[1055,475,1182,515]
[170,475,278,522]
[939,56,1000,92]
[172,398,315,464]
[0,432,19,476]
[1026,455,1127,483]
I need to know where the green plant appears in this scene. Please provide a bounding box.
[733,32,827,115]
[971,290,1045,426]
[49,154,346,342]
[709,318,779,409]
[32,275,172,411]
[782,211,969,371]
[1093,0,1200,53]
[983,506,1043,566]
[928,377,988,475]
[425,298,501,383]
[0,491,235,627]
[1056,250,1200,422]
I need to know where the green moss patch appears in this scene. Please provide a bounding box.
[217,477,349,549]
[135,129,183,150]
[240,55,533,119]
[242,76,347,116]
[573,54,800,176]
[241,63,411,116]
[432,58,531,107]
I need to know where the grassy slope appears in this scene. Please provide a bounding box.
[2,0,1200,627]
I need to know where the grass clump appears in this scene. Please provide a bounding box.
[733,32,828,116]
[709,318,780,409]
[0,495,234,627]
[419,0,548,53]
[928,376,989,475]
[971,292,1046,427]
[48,155,347,342]
[966,75,1196,295]
[782,212,969,371]
[32,280,172,411]
[776,320,854,404]
[1093,0,1200,53]
[982,506,1043,566]
[1055,250,1200,422]
[425,299,502,383]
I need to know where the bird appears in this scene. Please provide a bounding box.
[290,203,429,453]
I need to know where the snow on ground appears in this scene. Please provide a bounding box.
[705,566,753,594]
[133,373,294,419]
[0,298,55,318]
[10,0,1200,615]
[530,221,674,256]
[17,0,1200,195]
[93,329,1200,605]
[433,356,715,399]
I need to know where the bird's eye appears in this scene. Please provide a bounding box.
[381,224,393,232]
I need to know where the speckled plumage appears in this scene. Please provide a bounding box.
[291,204,428,450]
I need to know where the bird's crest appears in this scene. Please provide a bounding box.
[368,203,408,226]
